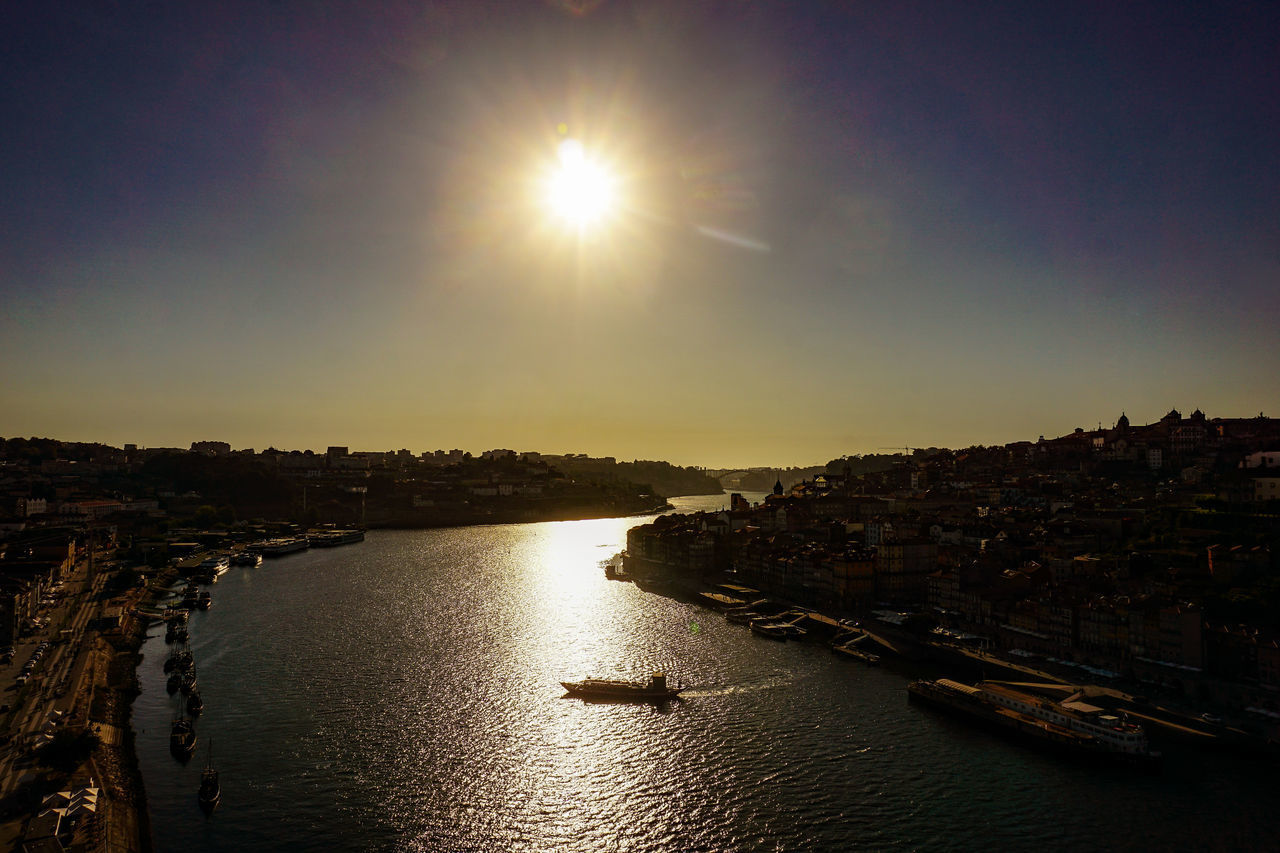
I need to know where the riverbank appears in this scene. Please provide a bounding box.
[0,565,168,852]
[622,568,1280,762]
[85,615,151,853]
[366,500,673,529]
[127,517,1280,851]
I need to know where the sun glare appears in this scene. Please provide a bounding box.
[545,138,616,228]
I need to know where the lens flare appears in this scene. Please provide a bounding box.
[545,139,616,228]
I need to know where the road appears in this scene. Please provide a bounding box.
[0,552,111,805]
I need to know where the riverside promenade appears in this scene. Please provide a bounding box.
[0,552,159,852]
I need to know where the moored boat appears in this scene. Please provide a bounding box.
[833,642,881,665]
[308,529,365,548]
[259,537,310,557]
[725,609,761,625]
[560,672,684,702]
[164,649,193,673]
[908,678,1161,767]
[170,717,197,761]
[749,620,788,640]
[199,742,220,813]
[779,619,808,639]
[231,550,262,567]
[194,555,230,581]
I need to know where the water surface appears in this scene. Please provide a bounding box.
[135,496,1278,851]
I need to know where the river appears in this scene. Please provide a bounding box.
[133,494,1277,851]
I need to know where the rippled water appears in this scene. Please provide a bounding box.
[135,496,1279,851]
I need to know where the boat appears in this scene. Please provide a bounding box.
[198,741,220,813]
[908,679,1161,767]
[194,555,230,582]
[632,575,676,594]
[832,642,880,665]
[166,672,181,694]
[187,690,204,716]
[164,650,193,673]
[725,609,761,625]
[308,529,365,548]
[604,559,630,581]
[197,591,212,610]
[231,550,262,567]
[749,620,788,640]
[778,618,809,639]
[560,672,684,702]
[170,717,197,761]
[259,537,310,557]
[180,672,199,695]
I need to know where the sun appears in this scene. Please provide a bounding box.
[544,138,616,228]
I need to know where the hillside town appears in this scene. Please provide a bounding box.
[624,410,1280,727]
[0,439,726,541]
[0,409,1277,848]
[0,437,719,850]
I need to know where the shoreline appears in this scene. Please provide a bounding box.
[104,500,685,849]
[364,500,676,529]
[92,574,170,853]
[0,564,167,852]
[621,570,1280,761]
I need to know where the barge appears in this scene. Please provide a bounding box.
[908,678,1161,768]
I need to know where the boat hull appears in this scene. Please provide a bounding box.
[198,770,220,813]
[833,643,881,665]
[908,680,1161,769]
[749,622,788,640]
[560,682,684,702]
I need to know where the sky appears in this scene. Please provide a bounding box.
[2,0,1278,468]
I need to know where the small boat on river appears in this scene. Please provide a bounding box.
[560,672,684,702]
[165,649,194,673]
[749,620,788,640]
[231,550,262,567]
[198,741,220,813]
[170,717,197,761]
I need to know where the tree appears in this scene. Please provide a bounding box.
[108,567,141,593]
[36,728,99,772]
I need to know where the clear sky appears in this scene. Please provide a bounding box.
[3,1,1277,468]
